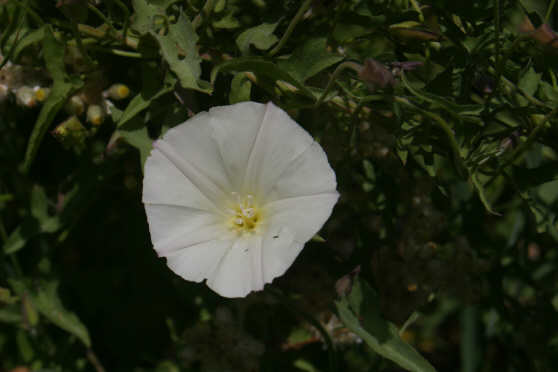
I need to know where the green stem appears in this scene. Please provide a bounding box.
[327,0,346,45]
[488,33,531,101]
[88,3,119,37]
[12,0,44,26]
[268,0,313,57]
[494,0,500,70]
[495,107,558,173]
[394,97,469,181]
[314,61,362,107]
[70,19,96,68]
[265,285,338,372]
[86,44,153,58]
[545,0,556,23]
[344,95,384,150]
[191,0,218,30]
[112,0,130,40]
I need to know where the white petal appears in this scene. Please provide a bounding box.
[261,193,339,245]
[207,236,265,298]
[143,148,221,213]
[145,204,231,255]
[243,102,315,201]
[208,102,267,191]
[164,240,232,283]
[268,141,338,200]
[152,110,233,208]
[260,226,301,283]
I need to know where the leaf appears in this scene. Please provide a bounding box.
[229,72,252,104]
[10,279,91,348]
[118,116,154,173]
[277,30,343,83]
[13,26,44,61]
[212,9,239,29]
[338,9,419,27]
[236,13,282,55]
[22,26,84,175]
[471,172,500,215]
[401,72,483,124]
[118,64,174,128]
[211,56,315,99]
[130,0,178,34]
[332,277,437,372]
[150,11,213,93]
[517,66,542,106]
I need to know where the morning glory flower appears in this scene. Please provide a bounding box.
[143,102,339,298]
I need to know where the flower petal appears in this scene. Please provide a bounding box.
[207,236,266,298]
[145,204,231,255]
[153,110,235,208]
[207,102,268,191]
[164,240,232,283]
[259,193,339,280]
[243,102,315,201]
[267,141,338,201]
[143,148,222,213]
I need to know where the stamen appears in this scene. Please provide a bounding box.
[247,195,254,207]
[244,208,255,218]
[235,218,244,225]
[231,192,241,203]
[226,209,238,216]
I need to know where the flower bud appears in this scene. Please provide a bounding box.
[14,86,37,107]
[472,75,495,94]
[56,0,88,22]
[34,87,50,102]
[87,103,105,125]
[388,27,444,45]
[357,58,396,92]
[385,61,423,76]
[500,127,522,153]
[530,23,558,53]
[106,83,130,100]
[64,95,85,116]
[51,116,87,149]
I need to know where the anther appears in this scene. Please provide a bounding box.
[247,195,254,207]
[235,218,244,225]
[231,192,241,203]
[226,209,238,216]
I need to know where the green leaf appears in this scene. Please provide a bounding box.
[332,277,437,372]
[235,14,282,55]
[517,66,542,106]
[212,9,239,29]
[118,64,174,128]
[338,9,419,27]
[13,26,44,61]
[471,172,500,215]
[150,11,213,93]
[211,56,315,99]
[22,26,84,175]
[10,279,91,348]
[229,72,252,104]
[277,31,343,83]
[118,116,154,173]
[130,0,178,34]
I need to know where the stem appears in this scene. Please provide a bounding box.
[394,97,469,181]
[344,95,384,150]
[70,19,96,68]
[268,0,313,57]
[327,0,346,46]
[88,3,119,37]
[314,61,362,107]
[494,0,500,70]
[86,44,152,58]
[495,107,558,173]
[12,0,44,26]
[545,0,556,23]
[488,33,531,101]
[265,285,338,372]
[86,349,107,372]
[191,0,218,30]
[112,0,130,40]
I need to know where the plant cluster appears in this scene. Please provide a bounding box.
[1,0,558,371]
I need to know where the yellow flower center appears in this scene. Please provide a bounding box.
[227,192,261,236]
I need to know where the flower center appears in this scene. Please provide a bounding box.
[226,192,261,235]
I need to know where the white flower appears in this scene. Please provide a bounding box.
[142,102,339,298]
